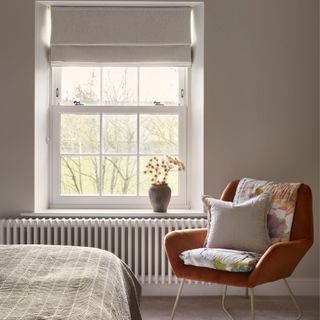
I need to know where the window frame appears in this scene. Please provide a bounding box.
[50,65,189,209]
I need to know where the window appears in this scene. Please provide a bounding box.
[50,66,188,208]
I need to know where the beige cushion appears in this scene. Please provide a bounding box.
[202,194,216,227]
[206,193,271,253]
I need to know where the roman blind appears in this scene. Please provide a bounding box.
[50,6,191,64]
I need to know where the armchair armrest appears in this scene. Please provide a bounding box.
[164,228,207,276]
[248,239,313,287]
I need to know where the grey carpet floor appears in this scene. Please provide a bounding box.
[140,296,319,319]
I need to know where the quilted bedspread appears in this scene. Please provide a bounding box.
[0,245,141,320]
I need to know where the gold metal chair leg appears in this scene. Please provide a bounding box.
[170,279,184,320]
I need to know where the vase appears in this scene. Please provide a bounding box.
[148,183,171,213]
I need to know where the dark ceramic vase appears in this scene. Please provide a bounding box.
[148,183,171,213]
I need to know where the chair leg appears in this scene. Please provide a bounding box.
[283,279,302,320]
[222,285,234,320]
[249,288,255,320]
[170,279,185,320]
[222,281,301,320]
[222,286,255,320]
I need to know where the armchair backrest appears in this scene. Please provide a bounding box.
[220,180,313,243]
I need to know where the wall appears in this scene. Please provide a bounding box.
[0,0,318,281]
[204,0,319,279]
[0,0,35,217]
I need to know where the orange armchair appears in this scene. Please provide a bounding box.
[164,180,313,320]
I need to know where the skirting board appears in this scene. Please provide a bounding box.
[142,278,319,296]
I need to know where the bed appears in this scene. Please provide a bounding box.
[0,245,142,320]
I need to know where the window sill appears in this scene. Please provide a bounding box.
[21,209,205,219]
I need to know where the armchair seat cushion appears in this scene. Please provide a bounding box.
[180,248,262,273]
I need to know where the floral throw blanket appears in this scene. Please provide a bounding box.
[234,178,300,243]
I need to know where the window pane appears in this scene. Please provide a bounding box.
[61,67,100,105]
[103,67,138,105]
[140,115,179,154]
[102,156,137,195]
[61,156,99,195]
[61,114,99,154]
[103,115,137,154]
[139,156,178,196]
[139,67,179,106]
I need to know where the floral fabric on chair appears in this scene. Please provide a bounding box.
[180,248,262,272]
[234,178,300,243]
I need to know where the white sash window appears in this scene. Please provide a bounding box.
[50,7,191,208]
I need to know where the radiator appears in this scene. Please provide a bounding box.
[0,218,206,285]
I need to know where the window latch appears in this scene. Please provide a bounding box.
[153,101,164,106]
[180,88,184,99]
[73,100,84,106]
[55,88,59,98]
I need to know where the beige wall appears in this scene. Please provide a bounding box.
[0,0,318,278]
[0,0,35,217]
[204,0,319,278]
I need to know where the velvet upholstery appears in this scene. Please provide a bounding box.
[164,180,313,288]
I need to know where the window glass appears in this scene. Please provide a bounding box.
[61,114,100,154]
[140,114,179,154]
[55,66,180,106]
[102,114,137,154]
[103,67,138,105]
[102,156,137,195]
[60,67,100,105]
[61,156,100,195]
[139,67,179,106]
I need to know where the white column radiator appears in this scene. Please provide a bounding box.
[0,218,206,285]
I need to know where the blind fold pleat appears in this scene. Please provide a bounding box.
[50,45,191,65]
[50,6,191,64]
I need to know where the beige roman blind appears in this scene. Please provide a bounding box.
[50,6,191,64]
